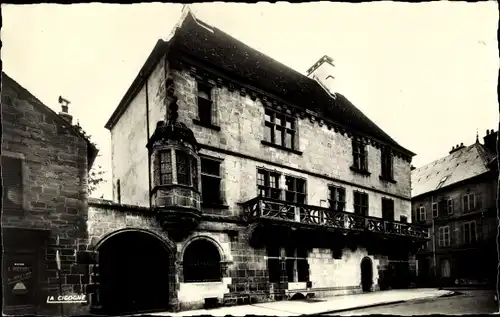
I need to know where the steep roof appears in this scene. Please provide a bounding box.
[2,72,98,168]
[106,10,414,156]
[411,142,494,198]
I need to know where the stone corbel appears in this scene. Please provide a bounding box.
[240,87,246,97]
[228,83,235,92]
[250,92,257,101]
[216,78,224,88]
[220,260,233,278]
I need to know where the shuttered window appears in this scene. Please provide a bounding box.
[1,156,23,213]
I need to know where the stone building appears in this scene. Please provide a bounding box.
[1,73,98,315]
[411,130,498,287]
[79,8,429,314]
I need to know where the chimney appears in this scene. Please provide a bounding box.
[58,95,73,124]
[411,165,416,171]
[449,143,466,154]
[483,128,498,153]
[306,55,336,96]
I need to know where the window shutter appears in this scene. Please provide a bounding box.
[1,156,23,213]
[455,226,461,247]
[475,194,482,210]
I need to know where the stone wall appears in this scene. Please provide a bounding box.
[1,74,91,315]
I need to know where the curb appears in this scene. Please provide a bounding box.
[312,292,455,315]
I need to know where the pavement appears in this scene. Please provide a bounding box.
[147,288,454,316]
[331,289,499,316]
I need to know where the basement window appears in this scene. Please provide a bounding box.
[183,239,221,283]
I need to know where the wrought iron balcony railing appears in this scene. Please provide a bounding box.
[242,196,430,240]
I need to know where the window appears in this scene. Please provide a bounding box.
[463,221,477,244]
[176,151,191,185]
[267,245,281,283]
[201,158,222,205]
[352,139,368,171]
[446,199,453,215]
[462,193,476,212]
[264,108,296,150]
[382,198,395,221]
[328,186,346,212]
[286,247,309,283]
[116,180,121,204]
[418,206,426,221]
[1,156,23,213]
[400,215,408,223]
[159,150,173,185]
[285,176,306,204]
[353,191,369,216]
[183,239,221,283]
[197,82,215,125]
[381,148,393,179]
[432,202,438,218]
[257,169,281,199]
[438,226,451,247]
[191,156,198,191]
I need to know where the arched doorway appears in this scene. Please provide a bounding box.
[97,230,172,315]
[360,257,373,292]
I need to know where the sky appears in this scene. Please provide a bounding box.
[2,2,498,199]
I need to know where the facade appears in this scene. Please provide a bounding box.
[1,73,97,315]
[79,8,430,315]
[411,130,498,287]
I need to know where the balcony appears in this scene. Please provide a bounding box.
[242,196,430,240]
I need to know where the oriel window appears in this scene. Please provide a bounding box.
[264,108,296,150]
[159,150,173,185]
[176,151,190,186]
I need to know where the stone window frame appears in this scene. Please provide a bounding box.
[351,138,370,175]
[381,197,395,221]
[1,151,29,215]
[328,185,346,212]
[262,107,298,152]
[153,147,200,191]
[438,225,451,247]
[116,179,121,204]
[284,246,309,283]
[283,174,307,205]
[380,147,394,182]
[353,190,369,216]
[200,155,224,206]
[193,80,220,131]
[256,168,282,200]
[180,236,225,284]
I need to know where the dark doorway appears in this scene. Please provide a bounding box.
[98,231,171,315]
[361,257,373,292]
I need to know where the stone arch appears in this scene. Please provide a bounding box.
[94,228,178,314]
[360,256,374,292]
[179,233,228,261]
[94,227,176,253]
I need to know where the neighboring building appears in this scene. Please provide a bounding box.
[411,130,498,287]
[1,73,98,315]
[78,8,429,314]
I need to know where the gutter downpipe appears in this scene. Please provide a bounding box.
[431,195,437,283]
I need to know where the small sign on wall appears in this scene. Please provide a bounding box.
[46,294,88,304]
